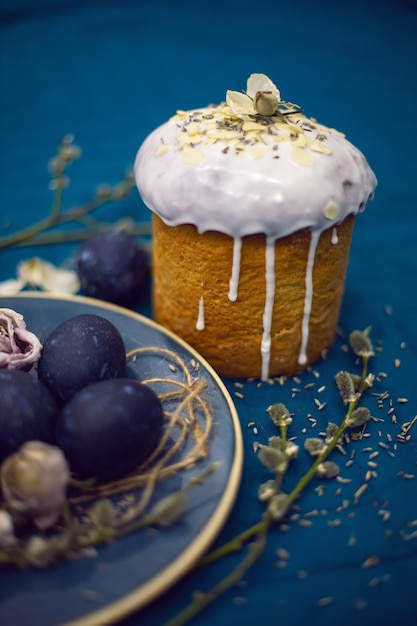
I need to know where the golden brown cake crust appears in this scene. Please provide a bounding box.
[152,214,355,379]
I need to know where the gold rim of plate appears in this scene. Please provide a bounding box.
[0,292,244,626]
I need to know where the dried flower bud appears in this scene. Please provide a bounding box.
[47,156,64,176]
[254,91,279,116]
[258,444,288,473]
[349,373,362,392]
[48,175,70,191]
[335,371,356,404]
[266,403,292,428]
[364,373,375,389]
[59,144,81,163]
[25,535,57,568]
[0,308,42,371]
[95,183,113,200]
[111,182,130,200]
[258,479,276,502]
[89,498,117,530]
[268,493,289,520]
[61,133,75,146]
[304,438,326,457]
[346,407,371,428]
[0,509,16,548]
[1,441,70,530]
[268,435,282,449]
[141,490,187,528]
[124,168,135,184]
[326,422,339,440]
[285,441,299,460]
[316,461,340,479]
[349,328,374,358]
[265,435,298,460]
[226,73,281,117]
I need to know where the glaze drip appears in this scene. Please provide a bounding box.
[228,237,242,302]
[298,230,320,366]
[331,227,339,245]
[261,237,276,381]
[196,297,205,331]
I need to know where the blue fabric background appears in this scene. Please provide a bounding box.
[1,1,417,625]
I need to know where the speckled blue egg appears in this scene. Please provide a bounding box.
[0,369,59,463]
[55,378,164,480]
[38,314,126,404]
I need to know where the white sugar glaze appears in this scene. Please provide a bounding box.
[135,105,376,240]
[135,99,377,380]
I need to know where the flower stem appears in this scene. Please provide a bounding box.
[164,515,271,626]
[0,178,136,250]
[162,355,373,625]
[202,355,371,566]
[51,183,64,220]
[0,214,63,249]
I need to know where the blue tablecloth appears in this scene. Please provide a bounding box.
[1,1,417,625]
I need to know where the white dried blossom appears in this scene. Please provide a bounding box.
[226,73,281,117]
[17,258,80,294]
[0,258,80,296]
[1,441,70,530]
[0,277,26,296]
[364,373,375,388]
[0,509,16,548]
[0,308,42,370]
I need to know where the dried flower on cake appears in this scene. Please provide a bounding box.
[226,73,281,117]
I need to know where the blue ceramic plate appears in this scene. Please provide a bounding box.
[0,293,243,626]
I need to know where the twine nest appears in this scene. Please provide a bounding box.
[68,346,213,525]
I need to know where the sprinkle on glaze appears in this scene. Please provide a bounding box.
[323,200,340,220]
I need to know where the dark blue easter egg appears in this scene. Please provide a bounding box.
[38,314,126,404]
[0,369,59,463]
[55,378,164,480]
